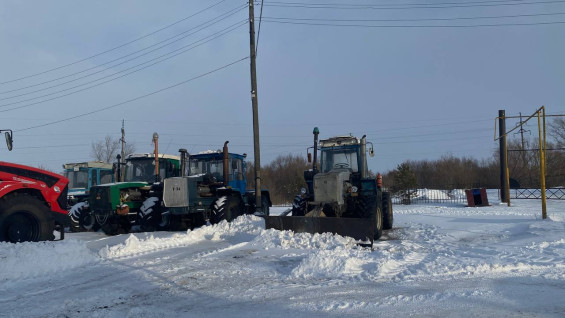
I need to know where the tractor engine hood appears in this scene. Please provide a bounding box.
[313,169,351,206]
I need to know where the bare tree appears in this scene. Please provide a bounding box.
[548,117,565,146]
[91,136,120,163]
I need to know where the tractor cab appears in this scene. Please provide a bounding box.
[124,154,181,182]
[319,136,364,174]
[63,161,114,205]
[188,151,246,194]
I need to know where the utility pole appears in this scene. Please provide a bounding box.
[499,110,510,204]
[249,1,262,213]
[120,120,126,181]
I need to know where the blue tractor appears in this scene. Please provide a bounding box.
[264,127,393,245]
[137,141,271,231]
[63,162,114,206]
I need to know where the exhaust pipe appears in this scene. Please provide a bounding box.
[312,127,319,173]
[179,149,188,177]
[360,135,367,179]
[223,141,229,186]
[153,132,159,182]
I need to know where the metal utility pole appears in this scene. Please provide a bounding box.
[498,110,510,204]
[249,1,262,213]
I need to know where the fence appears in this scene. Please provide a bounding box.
[390,188,469,205]
[511,188,565,200]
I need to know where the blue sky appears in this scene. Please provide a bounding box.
[0,0,563,175]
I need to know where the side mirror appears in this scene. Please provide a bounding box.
[369,147,374,157]
[5,131,12,151]
[307,153,312,163]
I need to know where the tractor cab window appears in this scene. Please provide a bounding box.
[230,158,243,181]
[189,158,224,181]
[124,159,156,182]
[320,148,359,173]
[65,170,89,189]
[100,170,113,184]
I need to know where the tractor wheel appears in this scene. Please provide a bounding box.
[382,192,393,230]
[358,195,382,240]
[69,201,95,232]
[210,196,242,224]
[72,202,100,232]
[0,194,54,243]
[138,197,162,232]
[291,195,306,216]
[67,201,83,232]
[260,196,270,216]
[101,216,131,236]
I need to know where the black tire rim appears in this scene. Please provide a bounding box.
[6,212,40,242]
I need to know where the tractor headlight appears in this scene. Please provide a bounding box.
[350,186,358,193]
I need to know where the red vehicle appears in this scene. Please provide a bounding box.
[0,142,70,242]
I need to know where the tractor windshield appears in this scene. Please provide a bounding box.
[320,147,359,173]
[124,158,164,182]
[189,158,224,181]
[65,170,88,189]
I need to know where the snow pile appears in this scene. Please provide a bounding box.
[99,215,265,259]
[414,189,451,200]
[0,239,99,281]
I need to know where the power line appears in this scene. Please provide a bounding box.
[264,0,565,10]
[0,22,247,112]
[263,11,565,23]
[14,56,249,133]
[262,19,565,28]
[0,5,247,97]
[0,0,230,85]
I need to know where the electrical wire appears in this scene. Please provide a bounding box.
[0,5,247,97]
[14,56,249,132]
[262,19,565,28]
[264,0,565,10]
[262,11,565,23]
[0,21,248,112]
[0,0,231,85]
[256,0,265,55]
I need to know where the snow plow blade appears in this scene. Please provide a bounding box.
[264,216,374,244]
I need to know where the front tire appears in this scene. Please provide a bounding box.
[0,194,54,243]
[382,192,393,230]
[358,195,382,240]
[210,196,242,224]
[291,195,306,216]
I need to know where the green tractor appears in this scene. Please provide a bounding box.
[137,141,272,231]
[68,152,180,235]
[264,127,393,244]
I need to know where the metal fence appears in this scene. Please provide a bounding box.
[511,188,565,200]
[389,188,469,205]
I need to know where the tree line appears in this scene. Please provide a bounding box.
[85,118,563,205]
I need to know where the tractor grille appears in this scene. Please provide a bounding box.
[57,185,69,210]
[90,187,112,211]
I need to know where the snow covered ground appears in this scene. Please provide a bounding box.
[1,190,564,317]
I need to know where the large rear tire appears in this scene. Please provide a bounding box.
[0,194,54,243]
[382,192,393,230]
[138,197,162,232]
[358,195,382,240]
[210,196,242,224]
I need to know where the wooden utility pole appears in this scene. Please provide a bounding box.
[498,110,510,204]
[249,1,262,213]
